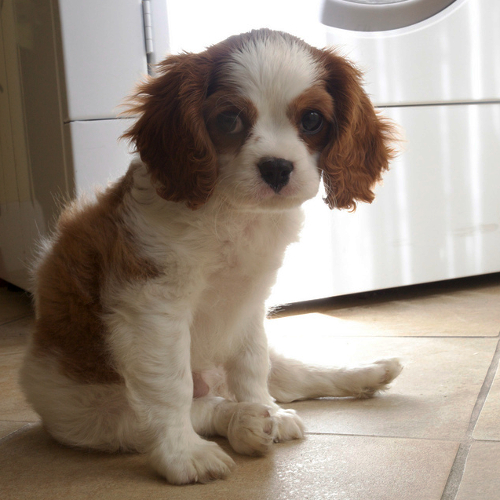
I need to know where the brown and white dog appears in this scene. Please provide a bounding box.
[21,29,401,484]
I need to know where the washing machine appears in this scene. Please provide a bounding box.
[270,0,500,304]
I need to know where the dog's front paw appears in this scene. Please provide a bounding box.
[272,408,305,443]
[354,357,403,398]
[227,402,275,456]
[150,437,235,484]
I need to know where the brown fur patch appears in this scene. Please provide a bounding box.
[204,91,258,154]
[288,85,335,154]
[33,166,160,384]
[121,53,219,209]
[308,47,398,211]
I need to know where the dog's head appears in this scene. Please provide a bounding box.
[123,29,397,211]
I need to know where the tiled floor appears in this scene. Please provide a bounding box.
[1,275,500,499]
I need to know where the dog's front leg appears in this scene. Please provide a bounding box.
[225,314,304,444]
[106,287,234,484]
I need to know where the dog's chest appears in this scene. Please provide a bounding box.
[189,211,298,368]
[202,216,282,306]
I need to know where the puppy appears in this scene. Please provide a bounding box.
[21,29,401,484]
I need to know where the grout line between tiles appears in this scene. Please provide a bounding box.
[0,422,38,446]
[270,334,500,339]
[440,443,471,500]
[303,432,461,443]
[0,314,34,328]
[467,343,500,432]
[440,336,500,500]
[0,419,35,423]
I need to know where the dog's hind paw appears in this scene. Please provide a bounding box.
[272,408,305,442]
[353,357,403,398]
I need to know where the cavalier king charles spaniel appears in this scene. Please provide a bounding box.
[21,29,401,484]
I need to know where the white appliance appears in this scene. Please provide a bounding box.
[271,0,500,303]
[1,0,148,290]
[1,0,498,302]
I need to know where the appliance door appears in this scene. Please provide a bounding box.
[57,0,148,121]
[322,0,457,32]
[56,0,149,194]
[322,0,500,106]
[270,103,500,304]
[65,120,136,197]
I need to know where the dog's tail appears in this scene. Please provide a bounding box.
[268,349,402,403]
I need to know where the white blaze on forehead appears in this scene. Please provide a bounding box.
[226,35,321,107]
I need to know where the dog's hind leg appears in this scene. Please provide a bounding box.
[268,349,403,403]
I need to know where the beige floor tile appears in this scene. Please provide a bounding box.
[324,287,500,336]
[0,288,32,325]
[0,352,39,422]
[0,421,30,440]
[0,316,33,356]
[0,424,458,500]
[267,334,497,440]
[455,441,500,500]
[269,275,500,337]
[473,364,500,441]
[267,282,500,337]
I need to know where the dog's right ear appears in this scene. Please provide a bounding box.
[122,53,218,209]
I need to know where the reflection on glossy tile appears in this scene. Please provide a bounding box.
[0,425,458,500]
[268,335,497,440]
[0,352,39,422]
[0,288,32,325]
[474,364,500,441]
[455,442,500,500]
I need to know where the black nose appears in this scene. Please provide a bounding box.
[257,158,294,193]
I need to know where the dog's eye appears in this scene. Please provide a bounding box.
[300,111,324,135]
[216,112,244,134]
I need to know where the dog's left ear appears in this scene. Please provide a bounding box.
[315,49,398,210]
[122,52,217,209]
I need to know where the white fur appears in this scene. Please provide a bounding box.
[227,35,320,107]
[215,38,322,210]
[20,33,402,485]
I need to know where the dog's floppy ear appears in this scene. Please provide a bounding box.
[316,50,398,210]
[122,53,217,209]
